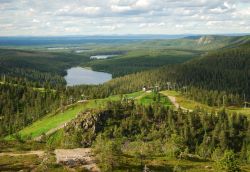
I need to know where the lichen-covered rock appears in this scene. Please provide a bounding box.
[64,110,111,147]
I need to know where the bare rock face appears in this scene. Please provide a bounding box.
[60,158,89,168]
[55,148,100,171]
[197,36,215,45]
[64,110,111,147]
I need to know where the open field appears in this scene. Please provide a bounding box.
[14,101,104,140]
[138,92,172,107]
[161,90,250,117]
[6,103,87,140]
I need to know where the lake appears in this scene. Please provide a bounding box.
[65,67,112,86]
[90,55,117,59]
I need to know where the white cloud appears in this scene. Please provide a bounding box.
[134,0,150,9]
[32,19,40,23]
[111,5,132,13]
[0,0,250,35]
[64,27,80,32]
[55,5,101,16]
[97,24,124,31]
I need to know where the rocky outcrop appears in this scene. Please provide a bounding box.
[197,36,215,45]
[55,148,100,171]
[64,110,111,147]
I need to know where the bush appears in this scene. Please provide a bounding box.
[93,135,122,171]
[219,150,241,172]
[173,165,184,172]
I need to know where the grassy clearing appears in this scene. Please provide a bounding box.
[7,91,146,140]
[161,90,250,117]
[16,102,96,139]
[46,129,64,148]
[138,92,172,107]
[5,104,85,140]
[9,89,250,141]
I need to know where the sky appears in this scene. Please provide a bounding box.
[0,0,250,36]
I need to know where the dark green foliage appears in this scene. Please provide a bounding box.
[0,48,91,137]
[0,83,62,137]
[65,101,249,160]
[87,49,198,77]
[182,87,243,107]
[0,48,89,88]
[93,135,122,171]
[171,47,250,100]
[219,150,241,172]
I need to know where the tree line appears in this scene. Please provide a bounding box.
[61,101,249,171]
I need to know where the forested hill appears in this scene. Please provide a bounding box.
[0,48,90,88]
[1,35,250,137]
[69,41,250,102]
[140,35,250,51]
[171,43,250,96]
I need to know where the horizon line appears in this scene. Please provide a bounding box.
[0,33,250,37]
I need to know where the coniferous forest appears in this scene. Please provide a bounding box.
[0,35,250,171]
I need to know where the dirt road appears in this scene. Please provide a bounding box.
[167,95,192,112]
[0,150,44,157]
[34,122,67,141]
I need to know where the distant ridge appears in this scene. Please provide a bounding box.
[0,34,250,46]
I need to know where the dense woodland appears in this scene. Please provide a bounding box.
[0,35,250,158]
[87,49,199,77]
[0,49,90,136]
[0,36,250,171]
[182,87,244,107]
[0,82,62,136]
[171,47,250,99]
[59,101,249,171]
[68,44,250,104]
[0,49,90,88]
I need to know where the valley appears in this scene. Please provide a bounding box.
[0,35,250,172]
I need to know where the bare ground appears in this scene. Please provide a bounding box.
[167,95,192,112]
[0,150,45,157]
[55,148,100,172]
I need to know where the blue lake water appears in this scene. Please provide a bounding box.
[65,67,112,86]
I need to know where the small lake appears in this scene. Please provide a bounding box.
[65,67,112,86]
[90,55,117,59]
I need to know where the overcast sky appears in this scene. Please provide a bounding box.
[0,0,250,36]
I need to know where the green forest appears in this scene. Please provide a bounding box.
[0,35,250,171]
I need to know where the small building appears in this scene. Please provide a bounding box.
[142,85,160,93]
[142,86,153,92]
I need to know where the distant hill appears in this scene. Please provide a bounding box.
[87,40,250,100]
[139,35,250,50]
[0,35,188,46]
[0,34,249,46]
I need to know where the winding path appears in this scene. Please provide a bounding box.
[0,150,45,157]
[164,94,192,112]
[33,123,67,141]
